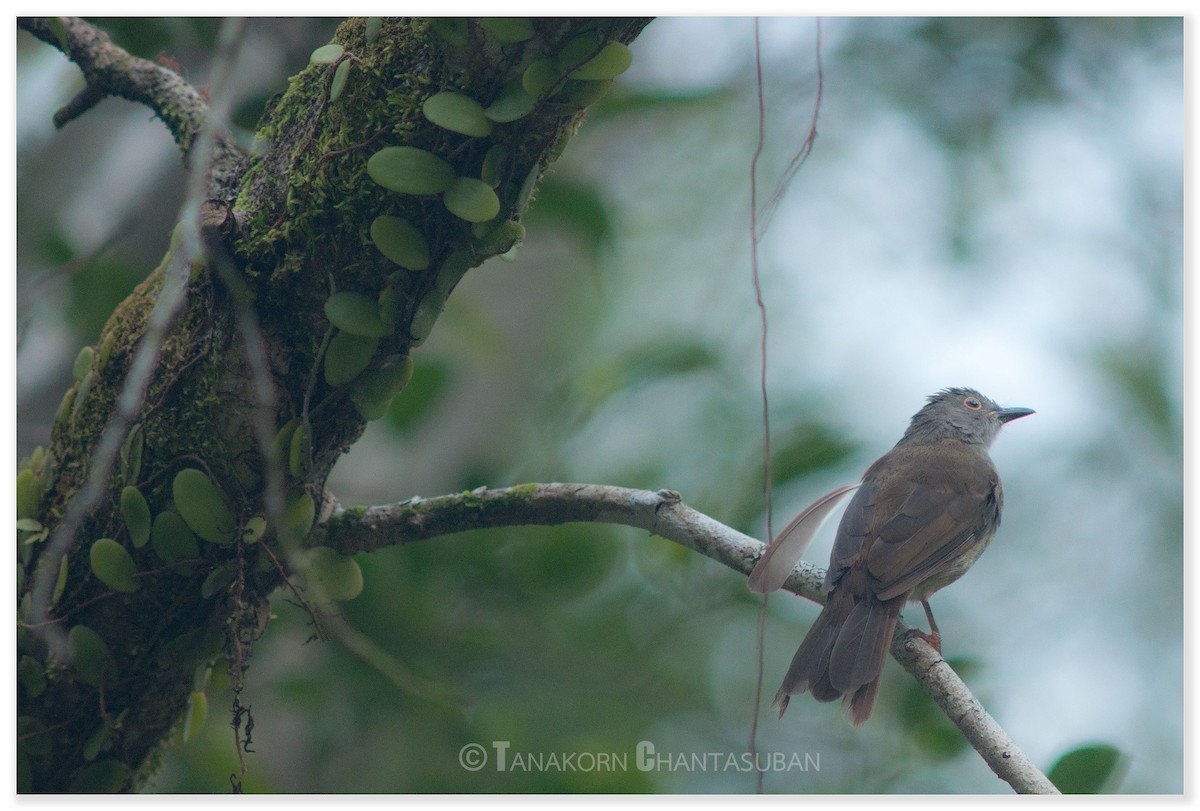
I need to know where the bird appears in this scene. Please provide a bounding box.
[747,387,1034,725]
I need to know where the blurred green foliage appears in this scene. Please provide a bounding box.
[1048,743,1125,793]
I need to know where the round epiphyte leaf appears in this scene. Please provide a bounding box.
[242,515,267,545]
[68,624,116,687]
[370,215,430,270]
[309,43,344,64]
[16,469,41,521]
[281,492,316,546]
[72,370,95,426]
[69,758,127,793]
[304,547,364,601]
[434,251,473,298]
[443,177,501,223]
[97,333,115,371]
[522,59,561,98]
[182,690,208,742]
[18,656,46,698]
[430,18,468,48]
[474,220,526,257]
[90,539,139,594]
[120,486,151,548]
[173,469,236,545]
[324,332,379,387]
[567,78,613,107]
[151,511,200,568]
[83,722,110,761]
[366,146,455,195]
[422,91,493,137]
[272,420,298,468]
[483,79,535,123]
[330,60,351,102]
[288,422,311,479]
[557,31,605,69]
[200,563,237,599]
[325,291,392,337]
[409,295,445,347]
[351,355,415,420]
[481,144,509,188]
[480,17,534,44]
[365,16,382,44]
[18,716,51,757]
[120,423,144,485]
[73,346,94,382]
[569,41,633,80]
[55,388,75,428]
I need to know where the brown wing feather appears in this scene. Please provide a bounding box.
[856,442,1000,601]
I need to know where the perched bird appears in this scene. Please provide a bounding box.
[748,387,1033,725]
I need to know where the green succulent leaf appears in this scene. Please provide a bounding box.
[351,355,415,420]
[68,625,116,687]
[480,17,534,44]
[325,291,392,337]
[367,146,455,195]
[282,492,316,546]
[329,59,351,102]
[151,511,200,568]
[569,41,633,80]
[422,91,493,137]
[365,16,382,44]
[309,43,344,64]
[120,486,152,548]
[73,346,95,382]
[172,469,236,545]
[483,79,535,123]
[89,539,140,593]
[443,177,501,223]
[304,546,364,601]
[325,332,379,387]
[370,215,431,270]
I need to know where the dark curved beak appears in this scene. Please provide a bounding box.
[997,406,1035,424]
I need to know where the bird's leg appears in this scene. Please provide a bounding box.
[903,600,942,653]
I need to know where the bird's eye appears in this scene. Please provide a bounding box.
[964,397,982,410]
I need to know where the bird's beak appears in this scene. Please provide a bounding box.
[996,406,1035,423]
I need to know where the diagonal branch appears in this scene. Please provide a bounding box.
[317,481,1059,794]
[17,16,229,166]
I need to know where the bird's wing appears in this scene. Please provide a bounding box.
[862,449,1000,601]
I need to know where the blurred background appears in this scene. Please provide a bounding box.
[16,17,1183,793]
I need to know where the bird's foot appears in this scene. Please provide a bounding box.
[903,628,942,653]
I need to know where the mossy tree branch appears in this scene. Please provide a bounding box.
[17,17,651,792]
[17,17,225,164]
[315,483,1058,795]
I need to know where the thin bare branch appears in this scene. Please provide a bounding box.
[317,482,1058,794]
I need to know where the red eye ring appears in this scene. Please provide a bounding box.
[964,397,982,410]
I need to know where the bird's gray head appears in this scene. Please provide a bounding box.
[898,387,1034,448]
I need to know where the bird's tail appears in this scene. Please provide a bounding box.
[774,591,904,726]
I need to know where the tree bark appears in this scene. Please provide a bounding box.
[16,17,651,792]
